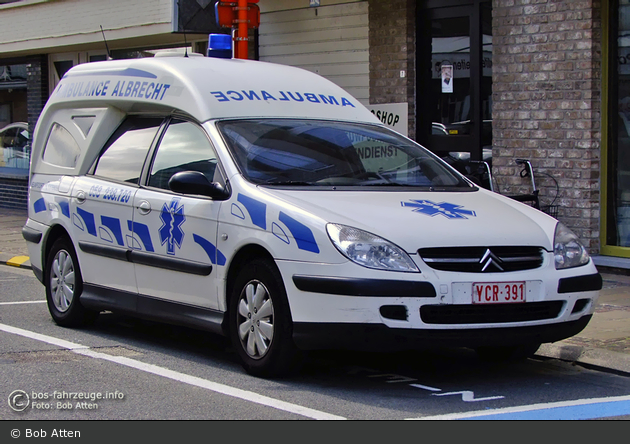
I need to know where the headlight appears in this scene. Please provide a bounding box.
[326,223,419,272]
[554,222,590,269]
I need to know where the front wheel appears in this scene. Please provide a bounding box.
[229,259,301,377]
[45,237,97,327]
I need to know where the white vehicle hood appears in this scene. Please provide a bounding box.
[264,188,557,252]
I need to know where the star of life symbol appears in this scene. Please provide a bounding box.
[402,199,476,219]
[159,197,186,255]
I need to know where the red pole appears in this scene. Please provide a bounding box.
[235,0,248,59]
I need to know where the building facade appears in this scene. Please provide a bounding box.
[0,0,628,266]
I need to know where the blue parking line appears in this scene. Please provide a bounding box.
[462,399,630,420]
[411,395,630,420]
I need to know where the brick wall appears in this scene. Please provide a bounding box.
[368,0,416,138]
[492,0,602,252]
[0,177,28,209]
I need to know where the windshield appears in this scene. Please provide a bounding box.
[217,119,473,189]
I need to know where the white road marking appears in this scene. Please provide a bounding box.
[431,390,505,402]
[409,383,442,392]
[0,300,46,305]
[0,322,346,420]
[368,373,417,383]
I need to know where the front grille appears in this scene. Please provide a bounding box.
[420,301,564,324]
[419,246,544,273]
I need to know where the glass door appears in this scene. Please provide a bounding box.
[604,0,630,255]
[416,1,492,184]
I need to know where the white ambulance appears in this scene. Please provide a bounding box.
[23,52,602,377]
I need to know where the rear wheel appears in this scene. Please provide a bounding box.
[45,237,97,327]
[229,259,301,377]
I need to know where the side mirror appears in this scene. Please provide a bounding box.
[168,171,229,200]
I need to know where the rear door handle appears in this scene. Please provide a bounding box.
[75,190,86,204]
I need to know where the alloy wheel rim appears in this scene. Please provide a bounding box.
[237,280,274,359]
[50,249,75,312]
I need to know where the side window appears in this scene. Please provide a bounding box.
[148,120,219,190]
[93,118,162,184]
[42,123,81,168]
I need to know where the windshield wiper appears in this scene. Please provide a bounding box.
[264,180,314,186]
[360,181,410,187]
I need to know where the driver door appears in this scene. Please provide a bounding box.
[131,119,225,309]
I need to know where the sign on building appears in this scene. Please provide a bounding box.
[367,103,408,136]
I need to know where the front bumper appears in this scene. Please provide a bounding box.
[293,315,593,351]
[277,258,601,351]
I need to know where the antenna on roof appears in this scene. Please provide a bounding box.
[100,26,113,60]
[176,1,189,57]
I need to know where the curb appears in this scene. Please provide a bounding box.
[537,343,630,376]
[0,253,32,270]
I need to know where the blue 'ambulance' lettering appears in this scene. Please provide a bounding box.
[242,90,260,100]
[227,90,244,100]
[209,90,355,107]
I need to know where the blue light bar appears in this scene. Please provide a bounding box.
[207,34,232,59]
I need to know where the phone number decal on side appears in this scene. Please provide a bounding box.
[101,186,132,203]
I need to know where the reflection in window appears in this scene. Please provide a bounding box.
[94,119,160,184]
[42,123,81,168]
[149,120,218,190]
[218,119,470,188]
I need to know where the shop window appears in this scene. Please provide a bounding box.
[607,0,630,250]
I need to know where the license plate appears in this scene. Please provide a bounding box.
[472,282,526,304]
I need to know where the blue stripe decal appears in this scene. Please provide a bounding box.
[217,250,226,266]
[127,221,154,252]
[76,207,96,236]
[63,67,158,79]
[58,200,70,218]
[33,198,46,213]
[272,222,290,245]
[231,203,246,220]
[101,216,124,246]
[278,212,319,254]
[237,194,267,230]
[193,234,226,266]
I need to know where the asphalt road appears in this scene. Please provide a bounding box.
[1,265,630,423]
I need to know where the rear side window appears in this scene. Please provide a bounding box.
[93,118,162,184]
[42,123,81,168]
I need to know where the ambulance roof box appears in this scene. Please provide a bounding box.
[30,56,380,177]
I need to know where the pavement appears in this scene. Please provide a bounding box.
[2,207,630,375]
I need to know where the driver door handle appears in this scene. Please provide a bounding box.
[136,200,151,215]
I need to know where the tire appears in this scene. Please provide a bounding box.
[45,237,98,327]
[475,343,541,363]
[228,258,301,378]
